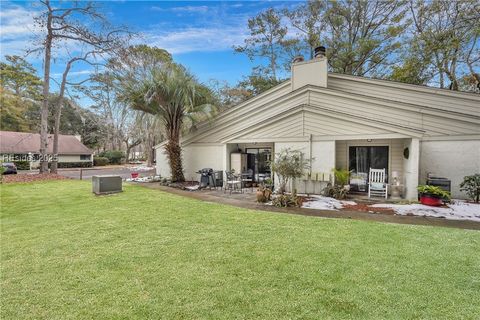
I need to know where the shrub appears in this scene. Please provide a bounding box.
[93,157,109,166]
[460,174,480,203]
[270,148,310,194]
[323,184,349,200]
[271,191,302,207]
[324,168,352,199]
[417,185,450,200]
[13,161,30,170]
[48,162,93,169]
[332,168,351,186]
[99,150,125,165]
[0,162,5,181]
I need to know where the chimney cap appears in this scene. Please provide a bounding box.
[292,55,304,64]
[314,46,326,58]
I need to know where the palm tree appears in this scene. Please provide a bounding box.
[122,64,214,182]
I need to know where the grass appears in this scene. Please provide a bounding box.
[1,180,479,319]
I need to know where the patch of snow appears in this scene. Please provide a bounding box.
[185,185,200,191]
[370,200,480,222]
[301,195,356,211]
[129,165,155,172]
[126,175,162,183]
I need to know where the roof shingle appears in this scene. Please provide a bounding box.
[0,131,92,155]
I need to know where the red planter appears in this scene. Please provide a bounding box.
[131,172,139,179]
[419,194,443,206]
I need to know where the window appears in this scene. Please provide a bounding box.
[80,155,91,160]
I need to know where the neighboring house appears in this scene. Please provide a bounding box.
[155,52,480,200]
[0,131,93,168]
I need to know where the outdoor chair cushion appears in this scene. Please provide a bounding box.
[370,182,385,190]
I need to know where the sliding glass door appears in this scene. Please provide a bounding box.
[348,146,389,192]
[246,148,272,182]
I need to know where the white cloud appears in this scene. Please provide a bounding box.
[151,5,209,13]
[0,5,39,38]
[145,26,248,54]
[51,70,93,77]
[0,4,41,56]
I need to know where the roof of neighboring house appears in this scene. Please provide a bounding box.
[0,131,93,155]
[162,71,480,147]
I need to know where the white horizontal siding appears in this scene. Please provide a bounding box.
[309,90,479,136]
[328,74,480,115]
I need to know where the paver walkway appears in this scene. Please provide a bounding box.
[137,183,480,230]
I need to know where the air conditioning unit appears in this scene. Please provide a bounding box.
[92,175,122,195]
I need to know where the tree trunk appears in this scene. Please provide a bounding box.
[40,8,53,174]
[125,143,131,164]
[50,61,71,174]
[165,138,184,182]
[50,102,62,173]
[146,138,155,167]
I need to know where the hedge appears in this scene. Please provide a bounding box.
[48,162,93,169]
[13,161,30,170]
[99,150,125,165]
[93,157,109,166]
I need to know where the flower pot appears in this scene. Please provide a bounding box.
[419,194,443,206]
[256,190,266,203]
[131,172,139,179]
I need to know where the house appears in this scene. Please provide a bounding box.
[0,131,93,168]
[155,50,480,200]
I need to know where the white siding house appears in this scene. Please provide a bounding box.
[156,55,480,200]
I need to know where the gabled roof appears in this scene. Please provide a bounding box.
[0,131,93,155]
[156,73,480,148]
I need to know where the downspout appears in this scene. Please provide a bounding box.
[309,133,313,177]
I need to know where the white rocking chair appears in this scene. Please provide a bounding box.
[368,168,388,199]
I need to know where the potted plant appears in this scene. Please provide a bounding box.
[417,185,450,206]
[256,185,272,203]
[264,178,274,190]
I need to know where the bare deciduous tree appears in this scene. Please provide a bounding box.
[31,0,130,173]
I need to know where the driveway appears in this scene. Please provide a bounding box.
[58,165,156,180]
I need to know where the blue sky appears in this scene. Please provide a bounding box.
[0,0,299,106]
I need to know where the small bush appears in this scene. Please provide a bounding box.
[99,150,125,165]
[271,191,302,207]
[417,185,450,200]
[13,161,30,170]
[93,157,109,166]
[323,184,349,200]
[460,174,480,203]
[48,162,93,169]
[323,169,352,199]
[332,168,351,186]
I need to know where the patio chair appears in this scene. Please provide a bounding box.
[368,168,388,199]
[225,170,242,194]
[241,169,254,192]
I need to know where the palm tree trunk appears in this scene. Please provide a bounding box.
[165,137,184,182]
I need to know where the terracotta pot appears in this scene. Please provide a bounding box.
[420,194,443,206]
[256,190,266,203]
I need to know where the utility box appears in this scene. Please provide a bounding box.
[92,175,122,195]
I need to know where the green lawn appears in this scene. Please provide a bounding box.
[1,180,479,319]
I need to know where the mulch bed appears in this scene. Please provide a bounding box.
[342,202,395,214]
[2,173,70,184]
